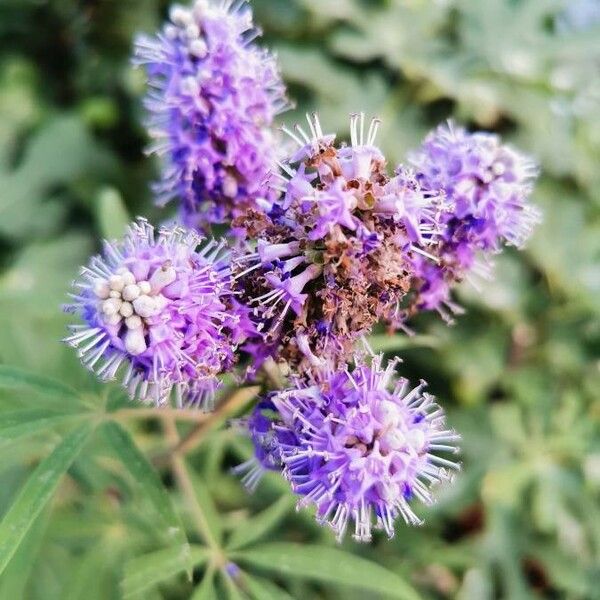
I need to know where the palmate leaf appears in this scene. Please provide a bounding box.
[234,543,422,600]
[0,422,94,577]
[122,545,209,598]
[102,422,193,571]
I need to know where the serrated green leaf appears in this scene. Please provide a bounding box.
[234,543,422,600]
[227,496,293,551]
[122,544,209,598]
[0,422,94,576]
[102,421,192,566]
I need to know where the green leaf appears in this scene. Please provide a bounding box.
[0,114,115,240]
[234,543,422,600]
[122,545,209,598]
[188,470,223,546]
[0,365,80,401]
[95,187,129,240]
[368,334,440,353]
[102,421,192,564]
[191,568,216,600]
[227,496,293,551]
[0,423,94,576]
[0,408,88,446]
[244,573,296,600]
[0,507,49,599]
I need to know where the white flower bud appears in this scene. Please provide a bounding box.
[192,0,209,20]
[125,328,147,356]
[121,270,136,286]
[189,38,208,58]
[181,76,199,95]
[125,315,143,330]
[94,281,110,299]
[149,264,177,293]
[380,430,406,452]
[119,301,134,318]
[102,298,122,316]
[122,284,141,302]
[109,274,125,292]
[406,429,426,452]
[492,161,506,176]
[103,312,122,326]
[138,281,151,295]
[186,23,200,39]
[165,24,178,40]
[133,295,159,318]
[109,290,121,298]
[223,175,238,198]
[170,5,192,27]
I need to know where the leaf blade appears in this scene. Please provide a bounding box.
[235,543,422,600]
[227,496,294,551]
[122,545,209,598]
[0,364,80,401]
[0,422,94,576]
[102,421,192,568]
[0,408,88,446]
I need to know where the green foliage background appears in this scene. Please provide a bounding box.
[0,0,599,598]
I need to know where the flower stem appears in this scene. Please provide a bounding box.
[163,416,224,563]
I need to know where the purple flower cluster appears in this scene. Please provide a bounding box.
[64,218,243,408]
[134,0,288,229]
[232,113,444,371]
[63,1,543,543]
[241,356,460,541]
[407,122,541,315]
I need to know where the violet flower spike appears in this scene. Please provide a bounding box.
[133,0,289,229]
[63,218,242,409]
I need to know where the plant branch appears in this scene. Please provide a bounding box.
[163,416,224,562]
[168,385,260,457]
[112,407,211,422]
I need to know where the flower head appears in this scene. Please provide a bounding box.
[407,122,541,317]
[243,356,460,542]
[64,218,241,408]
[134,0,288,229]
[233,113,443,372]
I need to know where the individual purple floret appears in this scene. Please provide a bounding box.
[63,218,241,408]
[241,355,460,542]
[133,0,288,229]
[407,122,540,317]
